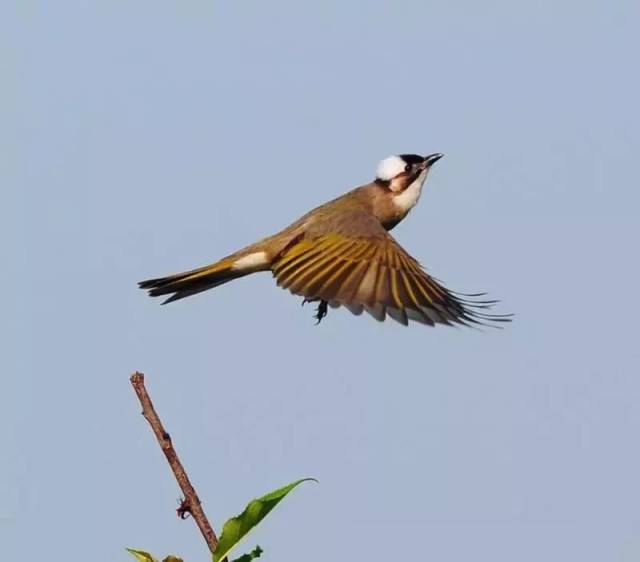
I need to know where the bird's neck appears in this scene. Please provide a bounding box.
[365,172,428,229]
[392,170,428,215]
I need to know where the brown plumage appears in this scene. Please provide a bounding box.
[139,153,511,327]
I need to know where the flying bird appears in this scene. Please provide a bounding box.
[139,153,510,327]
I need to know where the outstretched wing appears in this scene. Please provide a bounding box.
[272,208,510,327]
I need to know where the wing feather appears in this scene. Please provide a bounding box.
[282,240,351,291]
[271,212,510,327]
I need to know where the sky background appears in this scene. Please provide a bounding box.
[3,1,640,560]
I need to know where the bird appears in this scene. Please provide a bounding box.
[139,152,511,327]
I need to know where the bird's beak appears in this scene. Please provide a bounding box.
[423,153,444,168]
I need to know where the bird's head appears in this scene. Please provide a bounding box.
[375,153,443,193]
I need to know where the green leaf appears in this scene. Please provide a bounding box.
[230,545,263,562]
[212,478,315,562]
[126,549,182,562]
[126,549,158,562]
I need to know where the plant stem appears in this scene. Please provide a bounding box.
[130,372,219,553]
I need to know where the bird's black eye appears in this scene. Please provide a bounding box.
[404,164,411,172]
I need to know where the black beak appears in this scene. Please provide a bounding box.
[424,153,444,167]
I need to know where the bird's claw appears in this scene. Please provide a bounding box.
[314,300,328,324]
[301,297,329,323]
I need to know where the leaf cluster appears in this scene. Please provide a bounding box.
[128,478,314,562]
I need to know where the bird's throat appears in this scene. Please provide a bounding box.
[392,171,427,214]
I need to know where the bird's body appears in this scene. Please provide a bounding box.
[139,153,510,327]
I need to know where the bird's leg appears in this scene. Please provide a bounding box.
[314,300,328,324]
[301,297,329,324]
[313,299,329,325]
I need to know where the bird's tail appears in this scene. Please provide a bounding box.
[138,248,270,304]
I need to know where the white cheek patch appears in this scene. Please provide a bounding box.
[393,170,428,213]
[376,155,405,181]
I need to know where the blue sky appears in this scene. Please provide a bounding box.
[3,1,640,560]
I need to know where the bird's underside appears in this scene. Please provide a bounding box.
[139,202,511,328]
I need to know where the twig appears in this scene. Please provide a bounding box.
[130,372,219,553]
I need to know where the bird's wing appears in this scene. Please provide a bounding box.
[272,208,510,326]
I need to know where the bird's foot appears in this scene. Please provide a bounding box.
[314,300,328,324]
[301,298,329,324]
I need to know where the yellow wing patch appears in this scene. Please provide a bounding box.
[271,233,506,326]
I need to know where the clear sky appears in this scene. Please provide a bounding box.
[3,1,640,560]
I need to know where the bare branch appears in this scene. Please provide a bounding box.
[130,372,219,553]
